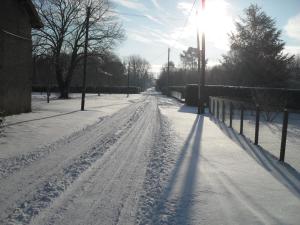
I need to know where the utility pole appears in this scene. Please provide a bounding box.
[143,72,146,91]
[198,0,206,114]
[127,61,130,98]
[197,11,201,114]
[81,6,91,111]
[167,47,170,96]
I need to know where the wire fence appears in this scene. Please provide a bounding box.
[209,96,300,172]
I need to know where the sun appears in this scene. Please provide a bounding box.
[190,0,235,50]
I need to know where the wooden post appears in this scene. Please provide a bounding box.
[279,109,289,162]
[240,105,244,135]
[254,105,260,145]
[197,25,201,114]
[229,102,233,128]
[200,0,206,114]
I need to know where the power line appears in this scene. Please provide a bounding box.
[112,0,199,72]
[171,0,198,49]
[148,0,198,71]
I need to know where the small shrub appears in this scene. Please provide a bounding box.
[252,89,287,122]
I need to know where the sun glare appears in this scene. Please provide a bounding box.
[190,0,235,50]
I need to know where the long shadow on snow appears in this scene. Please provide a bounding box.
[210,116,300,199]
[158,114,204,224]
[178,105,198,114]
[4,103,129,127]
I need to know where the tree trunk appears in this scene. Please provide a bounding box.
[55,55,77,99]
[59,83,69,99]
[55,68,68,99]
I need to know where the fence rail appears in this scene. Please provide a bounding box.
[209,96,300,171]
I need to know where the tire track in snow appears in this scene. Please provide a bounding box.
[0,97,147,179]
[0,117,107,179]
[32,97,160,225]
[136,108,178,225]
[0,98,150,225]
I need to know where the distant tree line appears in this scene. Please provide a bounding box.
[32,52,154,93]
[157,4,300,91]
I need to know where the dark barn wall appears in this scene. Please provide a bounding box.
[0,0,33,115]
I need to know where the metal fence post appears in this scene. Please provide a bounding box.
[222,100,225,123]
[240,104,244,135]
[217,100,220,120]
[279,109,289,162]
[209,97,212,114]
[254,104,260,145]
[212,98,215,116]
[229,102,233,128]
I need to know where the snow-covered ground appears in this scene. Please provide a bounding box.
[220,105,300,172]
[0,90,300,225]
[1,93,141,158]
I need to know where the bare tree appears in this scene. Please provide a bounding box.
[252,89,287,122]
[33,0,125,98]
[126,55,151,90]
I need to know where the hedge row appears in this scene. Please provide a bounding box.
[32,86,141,94]
[207,85,300,109]
[160,84,300,109]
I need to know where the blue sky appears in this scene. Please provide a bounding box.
[111,0,300,76]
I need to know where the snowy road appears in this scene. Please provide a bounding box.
[1,92,300,225]
[1,94,162,224]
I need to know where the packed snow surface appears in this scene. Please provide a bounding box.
[0,90,300,225]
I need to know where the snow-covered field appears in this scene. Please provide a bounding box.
[0,90,300,225]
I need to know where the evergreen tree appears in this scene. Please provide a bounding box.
[222,4,293,87]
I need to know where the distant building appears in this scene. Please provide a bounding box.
[0,0,43,115]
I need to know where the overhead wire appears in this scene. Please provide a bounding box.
[147,0,199,69]
[170,0,198,49]
[110,0,199,72]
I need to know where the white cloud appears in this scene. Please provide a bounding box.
[112,0,146,11]
[177,2,193,16]
[285,13,300,41]
[128,32,152,43]
[151,0,162,10]
[145,27,188,50]
[145,14,164,25]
